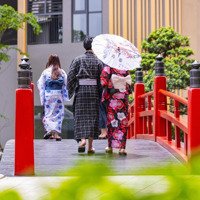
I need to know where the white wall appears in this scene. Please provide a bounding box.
[0,50,17,147]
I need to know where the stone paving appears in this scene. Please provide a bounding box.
[0,139,180,176]
[0,139,183,199]
[0,175,170,200]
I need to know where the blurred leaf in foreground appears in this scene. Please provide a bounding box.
[0,190,22,200]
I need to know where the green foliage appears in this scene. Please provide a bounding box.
[43,161,136,200]
[45,157,200,200]
[0,43,10,62]
[0,190,22,200]
[0,4,41,63]
[1,157,200,199]
[72,30,86,42]
[141,27,194,92]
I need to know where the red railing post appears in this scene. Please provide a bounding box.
[134,67,145,138]
[188,61,200,158]
[174,100,180,148]
[30,69,35,137]
[153,55,167,140]
[127,106,131,139]
[128,103,134,138]
[147,96,153,134]
[15,58,34,176]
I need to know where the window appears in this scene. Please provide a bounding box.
[28,0,63,44]
[72,0,102,42]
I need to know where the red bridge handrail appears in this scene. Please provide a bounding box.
[159,89,188,105]
[128,57,200,163]
[159,110,188,133]
[128,78,190,162]
[139,91,153,99]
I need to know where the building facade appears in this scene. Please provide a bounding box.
[0,0,199,147]
[109,0,182,52]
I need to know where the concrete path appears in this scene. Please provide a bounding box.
[0,175,169,200]
[0,139,180,176]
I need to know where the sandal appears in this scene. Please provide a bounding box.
[50,135,55,139]
[78,140,86,153]
[88,147,95,154]
[43,132,52,140]
[105,147,113,154]
[55,136,62,141]
[78,145,86,153]
[53,132,62,141]
[119,149,127,156]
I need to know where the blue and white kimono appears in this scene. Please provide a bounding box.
[37,66,69,134]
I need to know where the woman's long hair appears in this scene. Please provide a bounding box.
[46,54,61,80]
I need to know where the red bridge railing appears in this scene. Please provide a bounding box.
[128,56,200,162]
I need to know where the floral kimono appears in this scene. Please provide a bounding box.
[37,66,68,134]
[101,66,132,149]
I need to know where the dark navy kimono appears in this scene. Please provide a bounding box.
[67,51,103,140]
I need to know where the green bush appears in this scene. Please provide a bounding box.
[131,27,194,92]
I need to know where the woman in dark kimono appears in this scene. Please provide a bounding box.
[101,65,132,155]
[67,37,103,154]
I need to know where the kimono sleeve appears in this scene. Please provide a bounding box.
[100,66,110,88]
[37,71,46,105]
[62,70,69,102]
[126,71,133,95]
[67,58,80,99]
[100,66,111,103]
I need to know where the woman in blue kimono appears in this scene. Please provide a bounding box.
[37,54,68,141]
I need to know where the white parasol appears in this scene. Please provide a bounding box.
[92,34,141,70]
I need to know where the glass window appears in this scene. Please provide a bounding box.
[0,0,17,7]
[73,14,86,42]
[72,0,102,42]
[1,29,17,45]
[28,0,63,44]
[89,13,102,37]
[74,0,85,11]
[89,0,101,12]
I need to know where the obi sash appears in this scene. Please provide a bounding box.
[45,77,64,90]
[111,74,132,92]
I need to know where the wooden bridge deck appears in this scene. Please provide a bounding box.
[0,139,181,176]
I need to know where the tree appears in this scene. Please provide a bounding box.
[134,27,194,92]
[0,4,41,63]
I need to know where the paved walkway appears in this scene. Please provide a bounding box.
[0,175,169,200]
[0,139,180,176]
[0,139,182,199]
